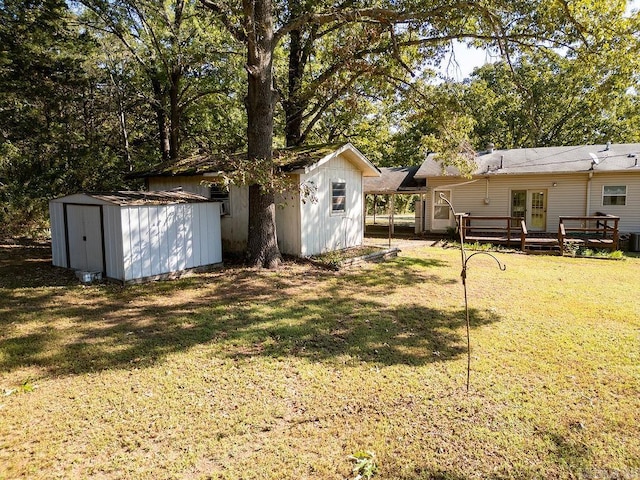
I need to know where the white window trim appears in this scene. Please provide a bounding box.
[602,185,627,206]
[432,189,452,221]
[331,180,347,216]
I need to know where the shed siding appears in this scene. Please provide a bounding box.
[299,155,363,255]
[103,205,124,280]
[119,203,221,282]
[147,150,370,257]
[147,176,211,197]
[49,201,67,268]
[147,176,249,252]
[50,194,221,282]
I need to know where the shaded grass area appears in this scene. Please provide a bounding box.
[1,241,639,479]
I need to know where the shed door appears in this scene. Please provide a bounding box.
[66,205,104,272]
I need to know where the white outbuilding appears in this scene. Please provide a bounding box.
[139,143,381,256]
[49,190,222,283]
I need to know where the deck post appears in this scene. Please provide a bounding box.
[558,221,566,255]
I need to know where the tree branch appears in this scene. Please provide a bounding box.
[199,0,247,42]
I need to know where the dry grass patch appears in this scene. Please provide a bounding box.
[1,241,639,479]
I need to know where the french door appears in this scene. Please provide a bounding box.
[511,190,547,231]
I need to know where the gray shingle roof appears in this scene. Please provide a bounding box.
[131,143,379,178]
[87,190,211,205]
[363,166,426,194]
[415,143,640,178]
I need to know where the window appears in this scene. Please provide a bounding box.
[433,190,451,220]
[602,186,626,206]
[210,185,231,215]
[331,181,346,214]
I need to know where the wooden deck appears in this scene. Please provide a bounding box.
[460,214,620,254]
[557,215,619,255]
[459,216,527,249]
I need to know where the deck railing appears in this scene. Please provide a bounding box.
[558,215,620,255]
[459,214,620,254]
[460,215,527,249]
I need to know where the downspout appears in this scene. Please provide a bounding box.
[484,177,490,205]
[586,171,593,216]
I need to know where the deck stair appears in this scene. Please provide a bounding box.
[521,230,560,253]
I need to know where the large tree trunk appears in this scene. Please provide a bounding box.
[284,27,304,147]
[151,78,171,162]
[169,68,181,161]
[244,0,281,268]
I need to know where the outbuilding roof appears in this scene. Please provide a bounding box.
[52,190,211,206]
[363,166,426,194]
[415,143,640,178]
[132,143,380,178]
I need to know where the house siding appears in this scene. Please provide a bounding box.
[423,171,640,232]
[590,172,640,232]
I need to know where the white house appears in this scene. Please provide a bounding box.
[372,143,640,235]
[139,143,381,256]
[49,191,222,283]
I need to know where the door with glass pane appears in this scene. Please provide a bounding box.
[512,189,547,231]
[432,189,453,231]
[528,190,547,230]
[511,190,526,227]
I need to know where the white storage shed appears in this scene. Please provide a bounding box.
[49,191,222,283]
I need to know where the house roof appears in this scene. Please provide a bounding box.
[132,143,380,179]
[53,190,211,206]
[363,166,426,194]
[414,143,640,178]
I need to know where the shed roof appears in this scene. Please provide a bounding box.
[415,143,640,178]
[363,166,426,194]
[132,143,380,179]
[53,190,211,206]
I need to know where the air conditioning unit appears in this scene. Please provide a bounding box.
[630,233,640,252]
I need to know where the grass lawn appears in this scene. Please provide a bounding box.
[1,241,639,479]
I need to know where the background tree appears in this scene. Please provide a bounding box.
[0,0,126,236]
[463,51,640,149]
[77,0,245,161]
[382,1,640,159]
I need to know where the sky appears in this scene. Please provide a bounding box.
[439,0,640,81]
